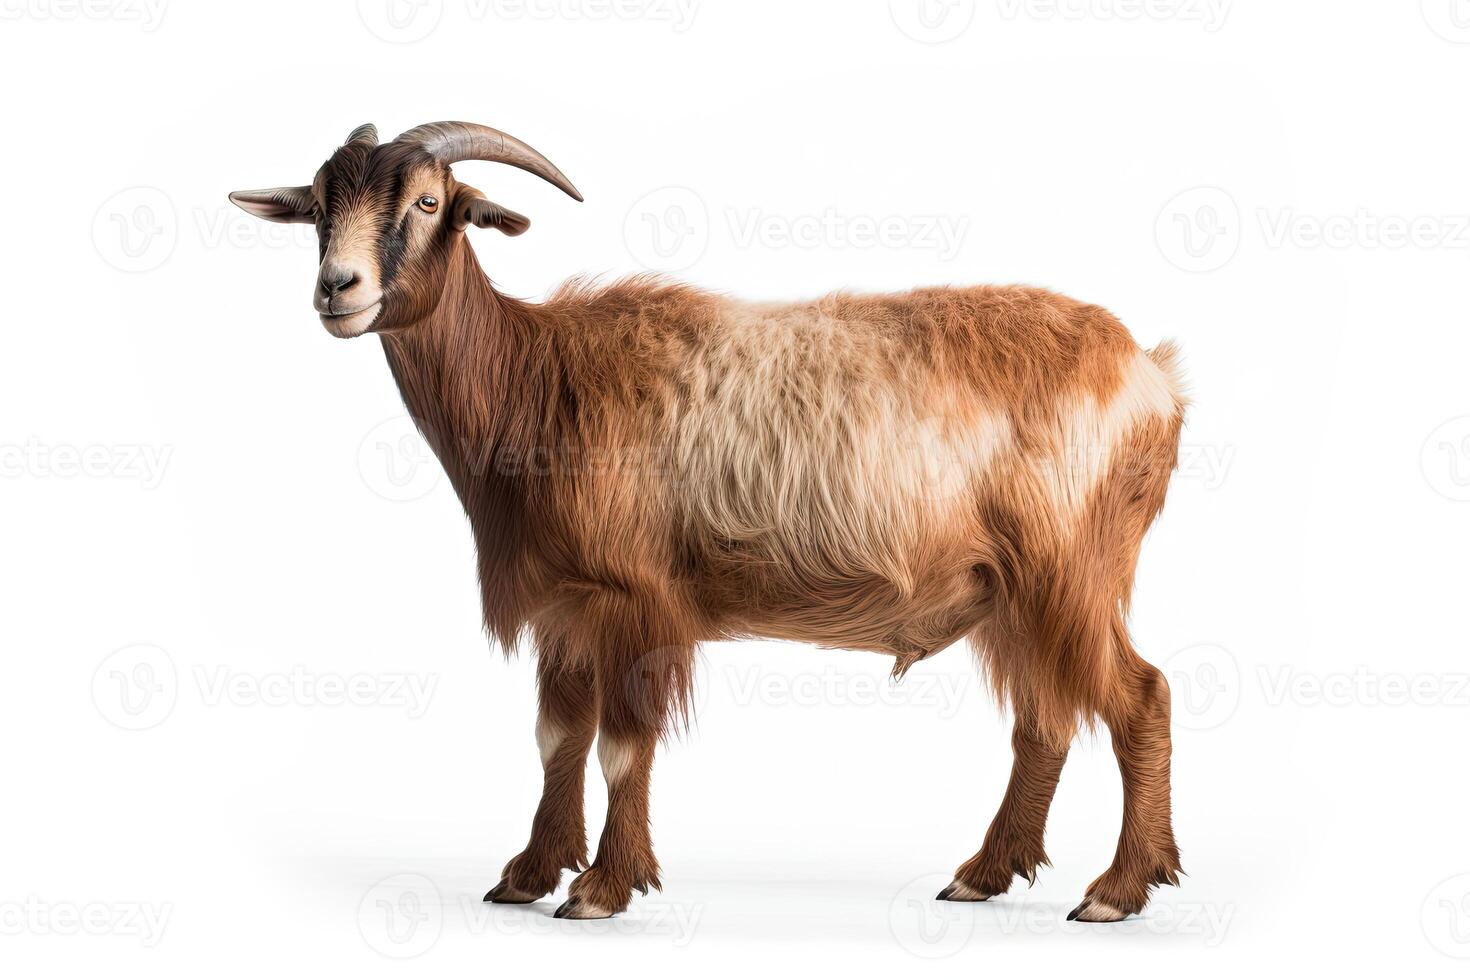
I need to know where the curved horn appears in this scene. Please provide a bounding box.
[394,120,583,202]
[345,122,378,147]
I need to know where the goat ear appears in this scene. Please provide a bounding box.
[229,186,315,224]
[455,194,531,237]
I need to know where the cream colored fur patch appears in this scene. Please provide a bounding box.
[597,736,637,784]
[535,716,565,767]
[671,298,1012,596]
[1035,349,1179,525]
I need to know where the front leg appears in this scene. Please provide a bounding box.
[553,729,661,918]
[552,587,696,919]
[485,643,596,904]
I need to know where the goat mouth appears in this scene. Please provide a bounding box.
[319,301,382,338]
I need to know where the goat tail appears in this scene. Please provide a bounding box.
[1146,339,1190,419]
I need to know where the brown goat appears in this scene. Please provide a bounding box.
[231,121,1186,922]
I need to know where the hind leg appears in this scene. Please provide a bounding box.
[485,642,596,904]
[940,696,1070,901]
[1068,648,1183,922]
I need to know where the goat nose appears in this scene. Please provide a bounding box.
[319,265,359,295]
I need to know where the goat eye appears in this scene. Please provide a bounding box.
[417,195,439,214]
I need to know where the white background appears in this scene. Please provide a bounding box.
[2,0,1468,975]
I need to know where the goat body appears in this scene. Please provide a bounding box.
[384,243,1185,919]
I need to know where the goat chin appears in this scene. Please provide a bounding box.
[319,302,381,338]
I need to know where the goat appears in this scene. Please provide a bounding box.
[231,121,1187,922]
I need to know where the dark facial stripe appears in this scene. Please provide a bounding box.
[379,211,412,288]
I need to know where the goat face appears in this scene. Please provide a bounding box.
[230,121,582,338]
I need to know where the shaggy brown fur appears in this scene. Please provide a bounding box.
[232,122,1187,922]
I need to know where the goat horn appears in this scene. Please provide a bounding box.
[394,121,583,202]
[345,122,378,147]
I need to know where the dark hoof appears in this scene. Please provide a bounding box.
[936,879,989,902]
[553,897,614,920]
[1067,897,1129,922]
[484,880,540,904]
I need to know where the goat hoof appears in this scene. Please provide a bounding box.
[1066,898,1129,922]
[936,880,991,902]
[484,880,541,904]
[553,897,614,920]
